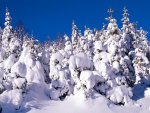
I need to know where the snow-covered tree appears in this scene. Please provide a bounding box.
[2,8,13,58]
[121,6,130,33]
[49,52,73,100]
[132,28,150,85]
[71,21,80,49]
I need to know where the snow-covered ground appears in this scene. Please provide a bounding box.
[1,85,150,113]
[3,95,150,113]
[25,97,150,113]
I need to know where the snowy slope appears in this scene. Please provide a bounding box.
[16,95,150,113]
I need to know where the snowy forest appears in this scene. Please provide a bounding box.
[0,7,150,113]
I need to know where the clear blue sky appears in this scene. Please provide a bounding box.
[0,0,149,41]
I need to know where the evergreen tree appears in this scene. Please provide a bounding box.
[121,6,130,33]
[2,8,13,57]
[132,28,150,85]
[71,21,80,48]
